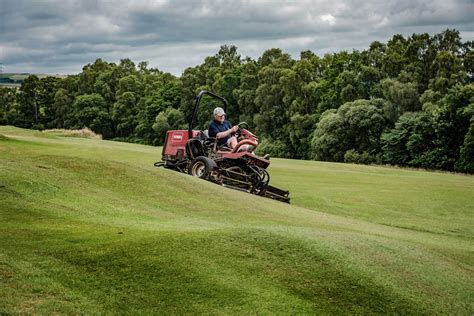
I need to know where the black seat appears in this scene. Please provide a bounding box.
[186,138,205,159]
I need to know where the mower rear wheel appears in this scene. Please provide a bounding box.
[188,156,217,179]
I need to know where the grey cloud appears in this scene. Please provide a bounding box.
[0,0,472,75]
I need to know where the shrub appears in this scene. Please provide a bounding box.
[344,150,377,164]
[255,137,292,158]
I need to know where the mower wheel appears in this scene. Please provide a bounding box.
[188,156,217,179]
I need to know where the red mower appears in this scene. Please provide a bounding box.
[154,90,290,203]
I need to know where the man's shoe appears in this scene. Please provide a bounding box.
[263,154,270,160]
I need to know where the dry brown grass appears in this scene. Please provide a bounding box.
[43,128,102,139]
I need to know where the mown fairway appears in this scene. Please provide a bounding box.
[1,126,473,314]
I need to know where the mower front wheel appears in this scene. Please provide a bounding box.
[188,156,217,179]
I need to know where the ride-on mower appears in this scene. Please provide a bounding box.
[154,90,290,203]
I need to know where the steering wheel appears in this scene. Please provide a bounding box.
[237,122,249,130]
[234,122,249,138]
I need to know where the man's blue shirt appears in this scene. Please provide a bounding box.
[208,119,232,146]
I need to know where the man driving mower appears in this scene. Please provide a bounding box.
[208,107,240,148]
[209,106,271,158]
[156,90,286,202]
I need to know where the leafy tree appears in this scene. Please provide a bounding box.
[111,75,143,138]
[430,84,474,170]
[382,34,408,78]
[66,93,113,138]
[381,111,440,168]
[286,113,318,159]
[311,110,347,161]
[0,87,19,125]
[456,116,474,173]
[152,107,186,145]
[50,88,72,128]
[112,92,138,137]
[254,50,293,138]
[17,75,40,128]
[234,59,259,125]
[312,99,387,162]
[379,79,421,121]
[78,59,113,95]
[135,78,182,144]
[339,99,387,155]
[37,76,60,127]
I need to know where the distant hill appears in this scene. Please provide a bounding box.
[0,73,68,87]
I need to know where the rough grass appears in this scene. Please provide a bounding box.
[42,128,102,139]
[0,125,473,314]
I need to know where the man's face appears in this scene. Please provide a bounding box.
[215,113,225,123]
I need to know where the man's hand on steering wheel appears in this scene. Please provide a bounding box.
[233,122,248,139]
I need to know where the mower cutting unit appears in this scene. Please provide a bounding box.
[155,90,290,203]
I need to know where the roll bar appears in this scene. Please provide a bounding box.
[188,90,228,139]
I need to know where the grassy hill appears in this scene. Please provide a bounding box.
[1,126,473,314]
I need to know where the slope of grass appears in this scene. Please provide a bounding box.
[1,126,473,314]
[271,160,473,237]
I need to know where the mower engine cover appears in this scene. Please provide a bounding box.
[162,130,200,160]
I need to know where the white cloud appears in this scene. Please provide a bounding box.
[320,14,336,26]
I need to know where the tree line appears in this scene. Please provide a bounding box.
[1,29,473,172]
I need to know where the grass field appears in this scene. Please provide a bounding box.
[1,125,473,314]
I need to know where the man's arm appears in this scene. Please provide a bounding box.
[216,125,238,139]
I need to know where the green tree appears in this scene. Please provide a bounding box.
[381,112,440,168]
[380,79,421,121]
[111,75,143,138]
[254,50,293,138]
[37,76,60,128]
[456,116,474,173]
[50,88,72,128]
[311,99,387,162]
[135,78,182,144]
[382,34,408,78]
[78,59,113,95]
[286,113,318,159]
[340,99,387,155]
[17,75,40,128]
[234,59,259,125]
[431,84,474,170]
[112,92,138,138]
[0,87,19,125]
[152,107,186,145]
[311,110,347,161]
[66,93,113,138]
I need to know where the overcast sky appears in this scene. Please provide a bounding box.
[0,0,473,76]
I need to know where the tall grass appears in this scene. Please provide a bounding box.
[42,128,102,139]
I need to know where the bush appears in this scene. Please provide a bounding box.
[344,150,377,164]
[255,137,292,158]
